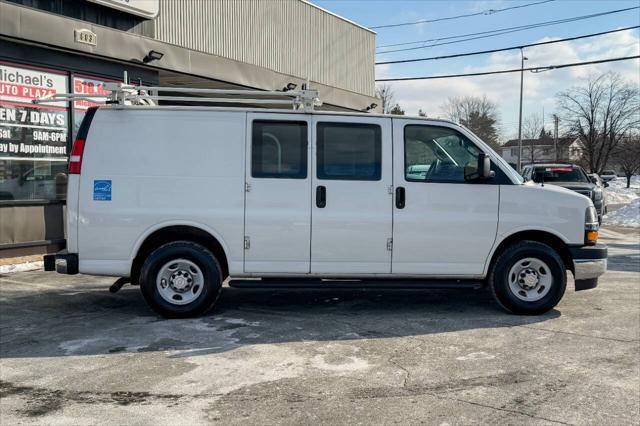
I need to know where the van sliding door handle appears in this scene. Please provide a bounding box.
[316,186,326,208]
[395,187,405,209]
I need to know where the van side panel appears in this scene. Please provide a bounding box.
[77,109,246,276]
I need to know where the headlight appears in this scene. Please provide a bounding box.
[585,206,599,245]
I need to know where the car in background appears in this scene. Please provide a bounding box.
[522,163,606,223]
[588,173,609,213]
[588,173,608,189]
[600,170,618,182]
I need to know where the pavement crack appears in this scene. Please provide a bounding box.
[388,354,410,388]
[520,325,639,343]
[431,393,575,426]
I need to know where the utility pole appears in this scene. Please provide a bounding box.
[517,48,528,172]
[552,115,557,161]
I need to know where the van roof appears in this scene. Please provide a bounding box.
[99,104,460,125]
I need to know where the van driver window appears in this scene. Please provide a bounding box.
[404,125,481,183]
[252,121,307,179]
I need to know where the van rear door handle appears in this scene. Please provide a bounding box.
[316,185,326,208]
[395,187,405,209]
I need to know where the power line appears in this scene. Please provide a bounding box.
[376,6,640,54]
[375,55,640,82]
[376,26,640,65]
[377,6,638,49]
[370,0,555,30]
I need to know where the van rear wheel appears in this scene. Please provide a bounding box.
[139,241,222,318]
[489,241,566,315]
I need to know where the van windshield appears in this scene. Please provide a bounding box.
[533,167,588,183]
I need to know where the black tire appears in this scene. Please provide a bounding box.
[489,240,566,315]
[139,241,222,318]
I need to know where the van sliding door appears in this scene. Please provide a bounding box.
[310,116,393,274]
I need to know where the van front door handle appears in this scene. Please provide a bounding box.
[395,186,405,209]
[316,185,326,208]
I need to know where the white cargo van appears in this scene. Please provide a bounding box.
[42,85,607,317]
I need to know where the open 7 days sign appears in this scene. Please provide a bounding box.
[0,62,69,160]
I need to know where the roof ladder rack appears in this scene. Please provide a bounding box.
[33,83,323,112]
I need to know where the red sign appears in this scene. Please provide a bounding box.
[0,82,57,100]
[73,76,117,110]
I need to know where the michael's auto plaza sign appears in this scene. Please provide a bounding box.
[0,62,69,160]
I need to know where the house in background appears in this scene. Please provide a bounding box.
[500,136,583,167]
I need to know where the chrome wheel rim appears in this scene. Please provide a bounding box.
[156,259,204,305]
[507,257,553,302]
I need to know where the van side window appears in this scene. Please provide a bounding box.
[405,125,481,183]
[252,121,307,179]
[317,123,381,181]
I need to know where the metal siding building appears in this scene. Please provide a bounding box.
[151,0,375,96]
[0,0,377,257]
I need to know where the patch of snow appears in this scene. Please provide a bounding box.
[604,198,640,228]
[456,351,497,361]
[310,354,370,372]
[605,175,640,205]
[0,261,43,274]
[224,317,261,326]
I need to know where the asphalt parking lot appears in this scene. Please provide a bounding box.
[1,227,638,425]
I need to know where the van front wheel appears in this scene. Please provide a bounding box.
[139,241,222,318]
[489,241,566,315]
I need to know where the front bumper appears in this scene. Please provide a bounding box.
[570,244,607,290]
[43,251,78,275]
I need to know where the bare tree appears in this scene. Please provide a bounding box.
[612,136,640,188]
[557,72,639,173]
[523,113,543,139]
[441,95,501,149]
[375,84,396,114]
[390,104,405,115]
[522,113,545,163]
[375,84,406,115]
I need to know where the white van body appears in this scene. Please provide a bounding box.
[50,105,607,317]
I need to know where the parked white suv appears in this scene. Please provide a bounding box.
[45,105,607,317]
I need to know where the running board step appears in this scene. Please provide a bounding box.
[228,279,484,290]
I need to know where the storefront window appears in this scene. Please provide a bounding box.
[72,74,116,138]
[0,62,69,201]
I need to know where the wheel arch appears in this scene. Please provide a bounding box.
[131,224,230,284]
[486,230,574,277]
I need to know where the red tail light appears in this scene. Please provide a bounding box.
[69,138,85,174]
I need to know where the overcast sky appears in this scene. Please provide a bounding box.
[313,0,640,141]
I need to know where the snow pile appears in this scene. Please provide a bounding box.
[0,260,43,274]
[604,198,640,228]
[605,176,640,205]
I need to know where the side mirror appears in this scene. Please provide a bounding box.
[464,153,495,181]
[480,153,495,179]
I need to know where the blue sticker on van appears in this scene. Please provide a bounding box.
[93,180,112,201]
